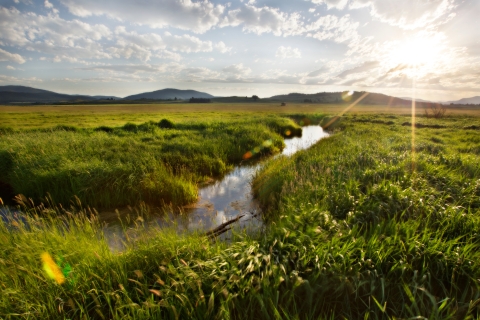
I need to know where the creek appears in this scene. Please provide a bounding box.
[101,125,330,249]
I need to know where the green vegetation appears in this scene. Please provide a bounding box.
[0,116,300,208]
[1,108,480,319]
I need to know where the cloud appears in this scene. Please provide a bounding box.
[305,14,359,43]
[339,76,367,85]
[0,74,42,84]
[78,64,168,74]
[58,0,225,33]
[222,63,252,76]
[221,4,304,36]
[0,7,112,60]
[215,41,232,54]
[220,4,359,44]
[351,0,457,29]
[162,32,213,53]
[307,67,328,77]
[6,65,16,70]
[311,0,349,10]
[156,50,182,62]
[111,28,213,62]
[315,0,457,29]
[276,46,301,59]
[337,60,379,78]
[0,48,26,64]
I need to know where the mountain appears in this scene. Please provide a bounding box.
[447,96,480,105]
[268,91,413,106]
[123,88,214,100]
[400,97,434,103]
[0,85,119,103]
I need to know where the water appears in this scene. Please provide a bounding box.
[102,125,329,248]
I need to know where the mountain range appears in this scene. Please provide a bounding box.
[0,85,478,105]
[0,86,119,104]
[123,88,214,100]
[447,96,480,104]
[0,86,212,104]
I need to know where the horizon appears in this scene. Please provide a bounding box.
[1,0,479,101]
[6,84,475,102]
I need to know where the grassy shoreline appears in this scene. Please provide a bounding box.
[0,115,304,209]
[1,108,480,319]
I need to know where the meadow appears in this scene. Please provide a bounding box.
[0,103,480,319]
[0,114,302,209]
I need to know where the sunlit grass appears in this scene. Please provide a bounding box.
[0,116,304,209]
[0,110,480,319]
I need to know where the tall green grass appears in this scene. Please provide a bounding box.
[0,116,300,208]
[1,113,479,319]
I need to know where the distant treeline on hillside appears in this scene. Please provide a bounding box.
[189,98,211,103]
[268,91,449,108]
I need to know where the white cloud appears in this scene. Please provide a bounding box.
[6,65,16,70]
[0,74,42,84]
[215,41,232,54]
[314,0,457,29]
[0,48,26,64]
[276,46,301,59]
[58,0,225,34]
[79,64,168,74]
[44,0,53,8]
[13,0,33,4]
[337,60,379,78]
[163,32,213,53]
[307,67,328,77]
[221,5,304,36]
[111,28,213,62]
[305,14,359,43]
[222,63,252,76]
[0,7,112,61]
[352,0,456,29]
[156,50,183,62]
[311,0,349,10]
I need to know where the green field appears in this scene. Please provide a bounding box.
[1,103,480,319]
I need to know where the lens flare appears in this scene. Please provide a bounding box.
[41,252,65,285]
[322,92,370,130]
[243,151,253,160]
[342,91,354,102]
[262,140,272,147]
[243,140,275,160]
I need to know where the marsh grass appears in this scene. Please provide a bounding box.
[1,112,480,319]
[0,116,300,208]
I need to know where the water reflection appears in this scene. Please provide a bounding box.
[102,126,329,249]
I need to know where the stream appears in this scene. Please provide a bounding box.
[102,125,330,249]
[0,126,329,250]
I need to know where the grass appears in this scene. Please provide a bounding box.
[1,102,479,130]
[0,106,480,319]
[0,115,302,209]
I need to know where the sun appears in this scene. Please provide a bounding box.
[386,33,446,77]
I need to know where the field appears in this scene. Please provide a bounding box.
[1,103,480,319]
[0,111,303,209]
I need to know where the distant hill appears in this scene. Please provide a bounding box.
[447,96,480,105]
[400,97,435,103]
[0,85,119,103]
[124,88,214,100]
[268,91,413,106]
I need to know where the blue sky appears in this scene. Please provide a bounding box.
[0,0,479,100]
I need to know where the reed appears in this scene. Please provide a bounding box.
[1,112,479,319]
[0,116,300,209]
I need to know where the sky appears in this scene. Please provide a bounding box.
[0,0,479,101]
